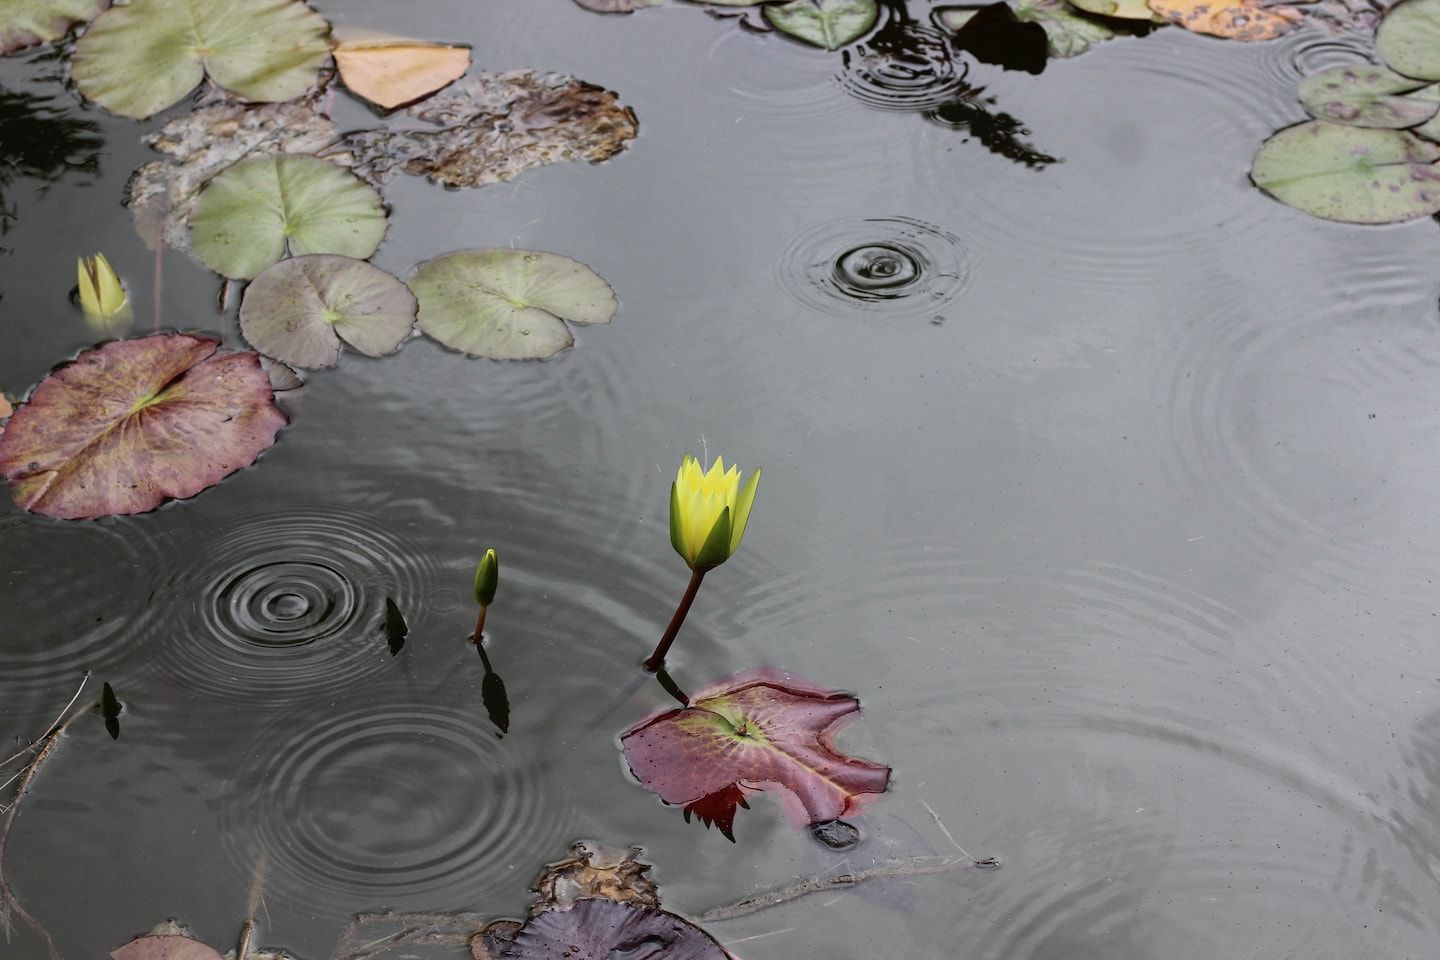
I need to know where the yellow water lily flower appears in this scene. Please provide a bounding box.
[670,454,760,571]
[77,253,128,319]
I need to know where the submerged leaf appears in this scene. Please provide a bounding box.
[1378,0,1440,81]
[0,0,107,55]
[1251,120,1440,223]
[503,900,727,960]
[1146,0,1301,38]
[110,931,224,960]
[621,669,891,837]
[71,0,330,120]
[1299,65,1440,128]
[239,255,416,368]
[411,249,617,360]
[764,0,880,49]
[935,0,1115,57]
[343,71,638,189]
[384,597,407,655]
[0,334,286,519]
[189,155,388,280]
[332,28,471,110]
[572,0,667,12]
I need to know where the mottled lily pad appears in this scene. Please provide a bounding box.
[503,900,727,960]
[0,0,107,54]
[764,0,880,49]
[189,155,388,280]
[1299,65,1440,128]
[332,28,471,111]
[621,669,892,839]
[0,334,285,519]
[1251,120,1440,223]
[1147,0,1300,38]
[936,0,1116,57]
[410,249,617,360]
[239,255,416,368]
[1378,0,1440,81]
[1070,0,1163,21]
[71,0,330,120]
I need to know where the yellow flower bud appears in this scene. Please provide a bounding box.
[474,548,499,607]
[77,253,131,329]
[669,454,760,571]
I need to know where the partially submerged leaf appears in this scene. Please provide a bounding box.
[189,155,388,280]
[1298,65,1440,128]
[621,669,891,837]
[110,932,224,960]
[410,249,617,360]
[332,28,471,111]
[528,842,660,916]
[1146,0,1301,38]
[1377,0,1440,81]
[71,0,331,119]
[764,0,880,48]
[935,0,1116,57]
[343,71,638,189]
[503,900,728,960]
[384,597,407,656]
[239,255,416,368]
[0,334,286,519]
[1251,120,1440,223]
[0,0,107,55]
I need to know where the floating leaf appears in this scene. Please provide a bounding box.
[621,669,891,839]
[764,0,880,49]
[126,97,340,252]
[384,597,407,656]
[572,0,666,12]
[1251,120,1440,223]
[239,255,416,368]
[343,71,638,189]
[332,28,471,111]
[949,3,1049,73]
[1069,0,1163,21]
[189,155,387,280]
[503,900,728,960]
[1378,0,1440,81]
[1146,0,1300,38]
[935,0,1115,57]
[529,842,660,915]
[71,0,330,120]
[1298,65,1440,128]
[111,932,224,960]
[0,0,107,55]
[410,249,617,360]
[0,334,285,519]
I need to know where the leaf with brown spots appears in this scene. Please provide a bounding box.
[1146,0,1303,38]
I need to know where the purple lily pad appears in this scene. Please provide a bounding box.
[110,934,224,960]
[502,899,728,960]
[0,333,286,519]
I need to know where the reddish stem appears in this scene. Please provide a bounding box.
[643,569,707,672]
[472,605,488,644]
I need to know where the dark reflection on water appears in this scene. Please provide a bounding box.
[0,86,103,241]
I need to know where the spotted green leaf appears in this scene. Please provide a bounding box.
[764,0,880,49]
[71,0,330,119]
[189,155,387,280]
[1298,65,1440,128]
[1378,0,1440,81]
[0,0,107,54]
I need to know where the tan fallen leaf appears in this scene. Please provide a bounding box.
[333,27,471,110]
[1147,0,1302,39]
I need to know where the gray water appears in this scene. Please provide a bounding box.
[2,1,1439,958]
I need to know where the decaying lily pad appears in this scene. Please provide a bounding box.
[1298,65,1440,128]
[621,668,892,840]
[410,249,617,359]
[1146,0,1301,38]
[239,255,417,368]
[343,71,638,189]
[189,154,388,279]
[0,334,286,519]
[501,900,728,960]
[764,0,880,49]
[0,0,108,55]
[332,27,471,110]
[1251,120,1440,223]
[1377,0,1440,81]
[529,842,660,916]
[71,0,331,119]
[125,97,339,252]
[935,0,1116,57]
[111,931,223,960]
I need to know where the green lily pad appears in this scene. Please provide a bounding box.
[1378,0,1440,81]
[0,0,107,54]
[410,249,617,360]
[71,0,330,120]
[1411,84,1440,139]
[1069,0,1160,19]
[1250,120,1440,224]
[935,0,1115,57]
[189,155,387,280]
[1298,65,1440,128]
[763,0,880,49]
[239,255,416,369]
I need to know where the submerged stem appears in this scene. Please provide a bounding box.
[643,569,706,672]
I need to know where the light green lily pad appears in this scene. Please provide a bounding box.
[1298,65,1440,128]
[71,0,330,119]
[189,155,387,280]
[1069,0,1164,21]
[1,0,107,54]
[410,249,617,360]
[763,0,879,49]
[935,0,1115,57]
[1411,84,1440,139]
[1250,120,1440,224]
[1377,0,1440,81]
[239,256,416,369]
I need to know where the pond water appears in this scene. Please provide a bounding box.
[3,1,1440,958]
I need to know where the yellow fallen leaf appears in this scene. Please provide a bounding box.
[1146,0,1302,39]
[1070,0,1166,21]
[332,27,471,110]
[0,395,11,420]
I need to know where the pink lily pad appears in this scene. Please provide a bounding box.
[111,933,224,960]
[621,668,891,839]
[502,900,727,960]
[0,334,285,519]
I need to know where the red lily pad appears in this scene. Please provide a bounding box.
[502,899,727,960]
[621,669,891,839]
[0,334,285,519]
[111,933,224,960]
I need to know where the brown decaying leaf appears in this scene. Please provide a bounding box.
[1146,0,1303,38]
[332,28,471,110]
[527,842,660,917]
[110,932,224,960]
[343,71,638,189]
[0,395,11,421]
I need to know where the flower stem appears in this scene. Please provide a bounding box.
[643,569,707,672]
[472,605,488,644]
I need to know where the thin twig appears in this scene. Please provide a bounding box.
[0,674,89,771]
[236,852,268,960]
[920,797,982,862]
[332,910,487,960]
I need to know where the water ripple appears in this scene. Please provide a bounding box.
[837,23,968,113]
